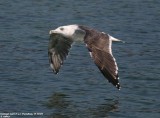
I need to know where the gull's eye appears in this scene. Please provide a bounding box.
[60,27,64,31]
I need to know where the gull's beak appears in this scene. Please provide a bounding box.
[49,30,58,34]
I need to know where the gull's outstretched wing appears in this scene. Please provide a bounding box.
[85,33,120,89]
[48,33,73,74]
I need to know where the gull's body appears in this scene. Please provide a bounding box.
[48,24,122,90]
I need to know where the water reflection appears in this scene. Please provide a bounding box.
[45,92,70,118]
[45,92,119,118]
[88,99,119,118]
[45,92,70,109]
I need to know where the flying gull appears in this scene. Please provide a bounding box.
[48,24,123,90]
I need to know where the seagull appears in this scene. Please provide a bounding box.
[48,24,123,90]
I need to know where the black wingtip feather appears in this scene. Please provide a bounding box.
[116,83,121,90]
[99,68,120,90]
[54,71,59,74]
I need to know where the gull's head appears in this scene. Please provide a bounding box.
[49,24,80,38]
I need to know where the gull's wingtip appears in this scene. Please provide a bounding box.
[115,82,121,90]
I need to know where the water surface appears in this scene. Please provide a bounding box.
[0,0,160,118]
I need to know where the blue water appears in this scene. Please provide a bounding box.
[0,0,160,118]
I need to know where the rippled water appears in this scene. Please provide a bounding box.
[0,0,160,118]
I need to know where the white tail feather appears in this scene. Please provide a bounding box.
[108,34,125,43]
